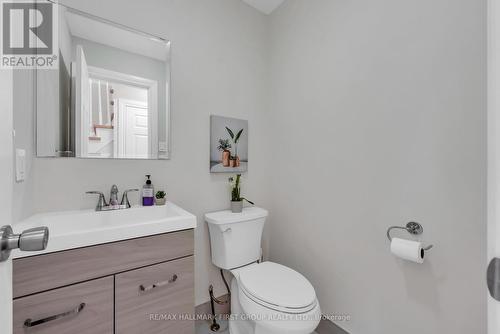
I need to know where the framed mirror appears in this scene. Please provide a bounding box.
[37,2,171,159]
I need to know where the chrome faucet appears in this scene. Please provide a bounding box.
[86,185,139,211]
[109,185,119,206]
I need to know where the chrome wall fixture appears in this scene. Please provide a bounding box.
[386,222,433,251]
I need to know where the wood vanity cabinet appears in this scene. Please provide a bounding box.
[12,229,195,334]
[115,257,194,334]
[13,277,114,334]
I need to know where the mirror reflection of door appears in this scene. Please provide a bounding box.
[74,46,157,159]
[35,4,171,160]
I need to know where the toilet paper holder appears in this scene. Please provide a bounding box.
[386,222,433,251]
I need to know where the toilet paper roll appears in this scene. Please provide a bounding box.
[390,238,425,264]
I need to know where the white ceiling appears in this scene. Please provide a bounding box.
[241,0,285,15]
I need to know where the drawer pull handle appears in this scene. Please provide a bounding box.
[139,274,178,293]
[24,303,86,328]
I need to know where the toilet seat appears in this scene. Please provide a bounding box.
[233,262,318,314]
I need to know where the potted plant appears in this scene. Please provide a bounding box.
[229,174,254,213]
[226,127,243,167]
[217,139,232,167]
[155,191,166,205]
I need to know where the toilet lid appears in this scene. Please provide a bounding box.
[238,262,317,311]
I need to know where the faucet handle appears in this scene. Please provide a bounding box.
[121,189,139,208]
[86,191,108,211]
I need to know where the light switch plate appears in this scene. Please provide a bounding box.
[15,149,26,182]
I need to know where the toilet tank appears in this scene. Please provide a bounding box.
[205,207,268,270]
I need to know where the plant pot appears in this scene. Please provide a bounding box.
[222,150,230,167]
[231,201,243,213]
[229,159,236,167]
[234,156,240,167]
[156,197,166,206]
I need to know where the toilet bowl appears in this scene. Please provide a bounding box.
[205,208,321,334]
[229,262,321,334]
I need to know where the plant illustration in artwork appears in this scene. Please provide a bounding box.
[226,127,244,167]
[217,139,232,167]
[210,116,248,173]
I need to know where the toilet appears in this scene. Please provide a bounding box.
[205,207,321,334]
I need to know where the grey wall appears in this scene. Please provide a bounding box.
[267,1,486,333]
[21,0,271,306]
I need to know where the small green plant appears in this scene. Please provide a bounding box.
[228,174,254,204]
[217,139,231,151]
[155,191,166,199]
[225,127,244,157]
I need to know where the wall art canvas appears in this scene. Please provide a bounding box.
[210,115,248,173]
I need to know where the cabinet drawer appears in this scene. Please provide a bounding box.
[14,229,194,298]
[13,277,113,334]
[115,256,194,334]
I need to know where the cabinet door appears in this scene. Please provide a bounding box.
[13,276,113,334]
[115,256,194,334]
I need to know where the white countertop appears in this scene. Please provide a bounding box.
[12,202,197,259]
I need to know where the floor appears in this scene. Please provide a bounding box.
[195,319,319,334]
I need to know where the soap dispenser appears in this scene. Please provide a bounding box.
[142,175,154,206]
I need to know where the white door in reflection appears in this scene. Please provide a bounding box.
[75,45,91,158]
[118,99,149,159]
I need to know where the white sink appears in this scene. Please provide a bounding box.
[12,202,196,258]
